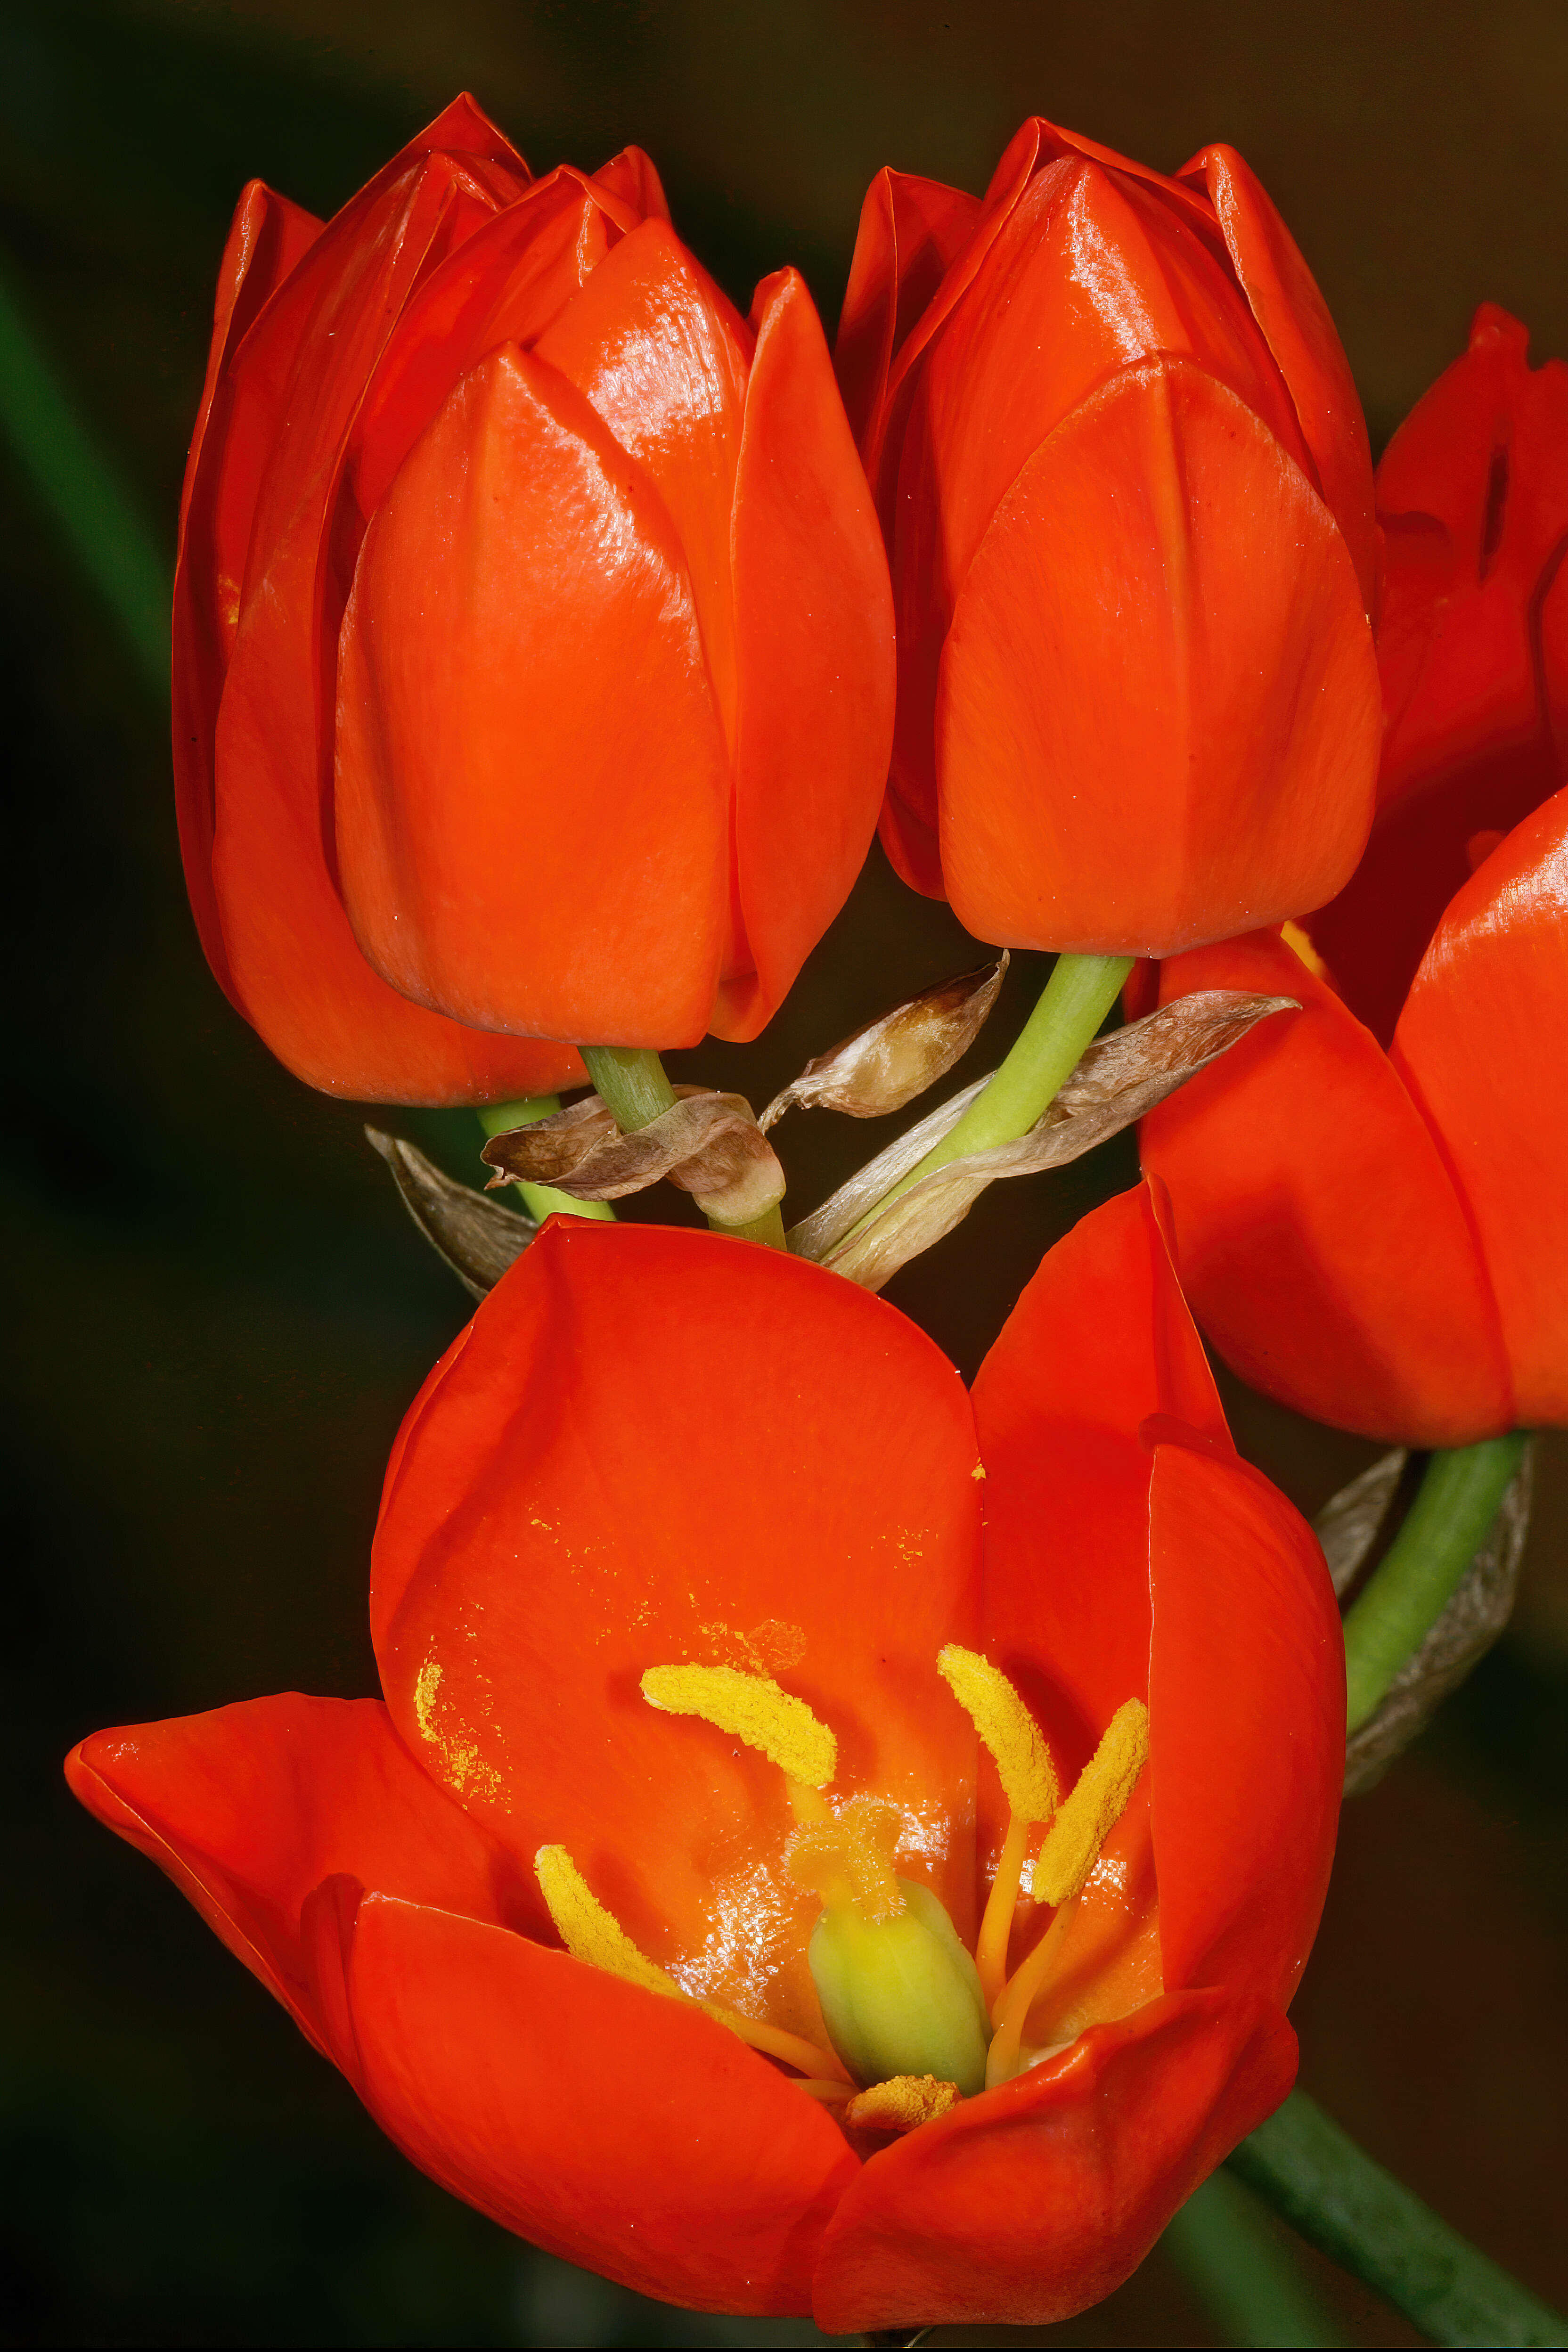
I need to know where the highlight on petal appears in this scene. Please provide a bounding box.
[938,356,1380,957]
[1392,787,1568,1428]
[334,342,730,1049]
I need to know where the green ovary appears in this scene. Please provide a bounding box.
[808,1877,992,2097]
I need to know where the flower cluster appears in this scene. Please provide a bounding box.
[74,92,1564,2335]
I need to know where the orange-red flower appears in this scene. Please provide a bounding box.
[837,118,1381,958]
[1138,307,1568,1445]
[68,1193,1341,2330]
[176,95,893,1102]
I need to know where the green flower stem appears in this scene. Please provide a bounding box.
[1164,2168,1346,2347]
[1342,1434,1527,1731]
[477,1097,614,1225]
[581,1045,787,1250]
[1228,2091,1568,2348]
[581,1045,680,1131]
[0,263,171,698]
[843,951,1134,1241]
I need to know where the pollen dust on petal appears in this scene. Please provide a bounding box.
[412,1658,503,1801]
[845,2075,959,2133]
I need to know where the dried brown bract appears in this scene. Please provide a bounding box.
[482,1088,784,1230]
[759,954,1007,1132]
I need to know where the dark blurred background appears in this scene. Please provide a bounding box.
[3,3,1566,2344]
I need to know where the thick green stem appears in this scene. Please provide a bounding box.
[581,1045,679,1131]
[1228,2091,1568,2347]
[477,1097,614,1225]
[845,952,1133,1240]
[1342,1434,1527,1731]
[582,1046,785,1249]
[1163,2168,1345,2347]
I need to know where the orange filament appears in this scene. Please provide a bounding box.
[705,2001,851,2085]
[974,1812,1031,2010]
[985,1696,1151,2090]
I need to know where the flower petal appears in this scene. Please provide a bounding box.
[534,219,753,760]
[370,1220,982,2028]
[1140,932,1514,1444]
[200,119,582,1101]
[64,1696,533,2065]
[346,1895,857,2316]
[811,1986,1296,2332]
[938,357,1379,956]
[834,166,981,453]
[334,342,731,1049]
[1148,1437,1342,2011]
[172,179,321,1010]
[1392,787,1568,1427]
[718,268,894,1041]
[1182,143,1376,608]
[972,1184,1226,1785]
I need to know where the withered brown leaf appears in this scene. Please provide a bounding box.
[759,954,1007,1132]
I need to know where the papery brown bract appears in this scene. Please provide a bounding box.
[1140,307,1568,1444]
[68,1193,1342,2329]
[176,96,894,1102]
[839,121,1381,960]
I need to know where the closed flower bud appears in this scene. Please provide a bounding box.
[838,119,1382,961]
[175,96,894,1103]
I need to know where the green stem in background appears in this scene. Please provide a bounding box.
[0,264,171,698]
[477,1097,615,1225]
[1163,2168,1346,2347]
[846,951,1134,1240]
[1342,1433,1527,1731]
[1228,2091,1568,2348]
[582,1045,787,1250]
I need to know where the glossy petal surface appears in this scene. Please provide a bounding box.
[813,1988,1296,2332]
[834,167,981,451]
[348,1897,856,2315]
[371,1220,983,2028]
[939,358,1379,955]
[1141,933,1513,1443]
[720,269,894,1040]
[1184,143,1375,606]
[1393,788,1568,1426]
[335,343,730,1048]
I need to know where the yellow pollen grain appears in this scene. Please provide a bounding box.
[640,1663,836,1788]
[1031,1697,1150,1910]
[845,2074,959,2133]
[535,1846,681,2001]
[938,1645,1059,1823]
[1281,919,1329,982]
[786,1794,905,1923]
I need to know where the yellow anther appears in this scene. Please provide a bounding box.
[1031,1698,1150,1910]
[1281,919,1329,983]
[640,1663,837,1788]
[535,1846,681,2001]
[844,2074,959,2133]
[937,1645,1059,1823]
[786,1795,905,1924]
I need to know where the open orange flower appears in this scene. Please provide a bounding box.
[67,1194,1340,2331]
[837,117,1380,957]
[176,95,892,1101]
[1138,307,1568,1446]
